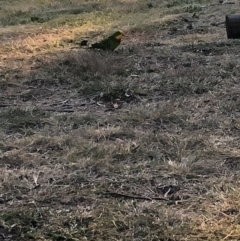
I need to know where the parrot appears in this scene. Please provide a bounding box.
[89,30,124,51]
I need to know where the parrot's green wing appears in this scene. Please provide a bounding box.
[90,37,119,51]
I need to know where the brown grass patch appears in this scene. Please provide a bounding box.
[1,0,240,240]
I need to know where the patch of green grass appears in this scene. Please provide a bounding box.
[0,0,103,27]
[166,0,209,8]
[185,4,202,13]
[56,114,98,128]
[0,9,86,27]
[1,209,44,240]
[0,108,49,134]
[0,10,33,26]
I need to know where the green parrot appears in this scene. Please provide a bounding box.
[89,30,124,51]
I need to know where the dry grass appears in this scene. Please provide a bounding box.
[1,0,240,240]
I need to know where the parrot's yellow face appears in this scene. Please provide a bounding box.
[115,30,124,41]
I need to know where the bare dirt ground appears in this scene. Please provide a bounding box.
[1,0,240,240]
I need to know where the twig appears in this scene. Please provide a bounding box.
[222,230,233,240]
[43,108,74,112]
[101,191,169,201]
